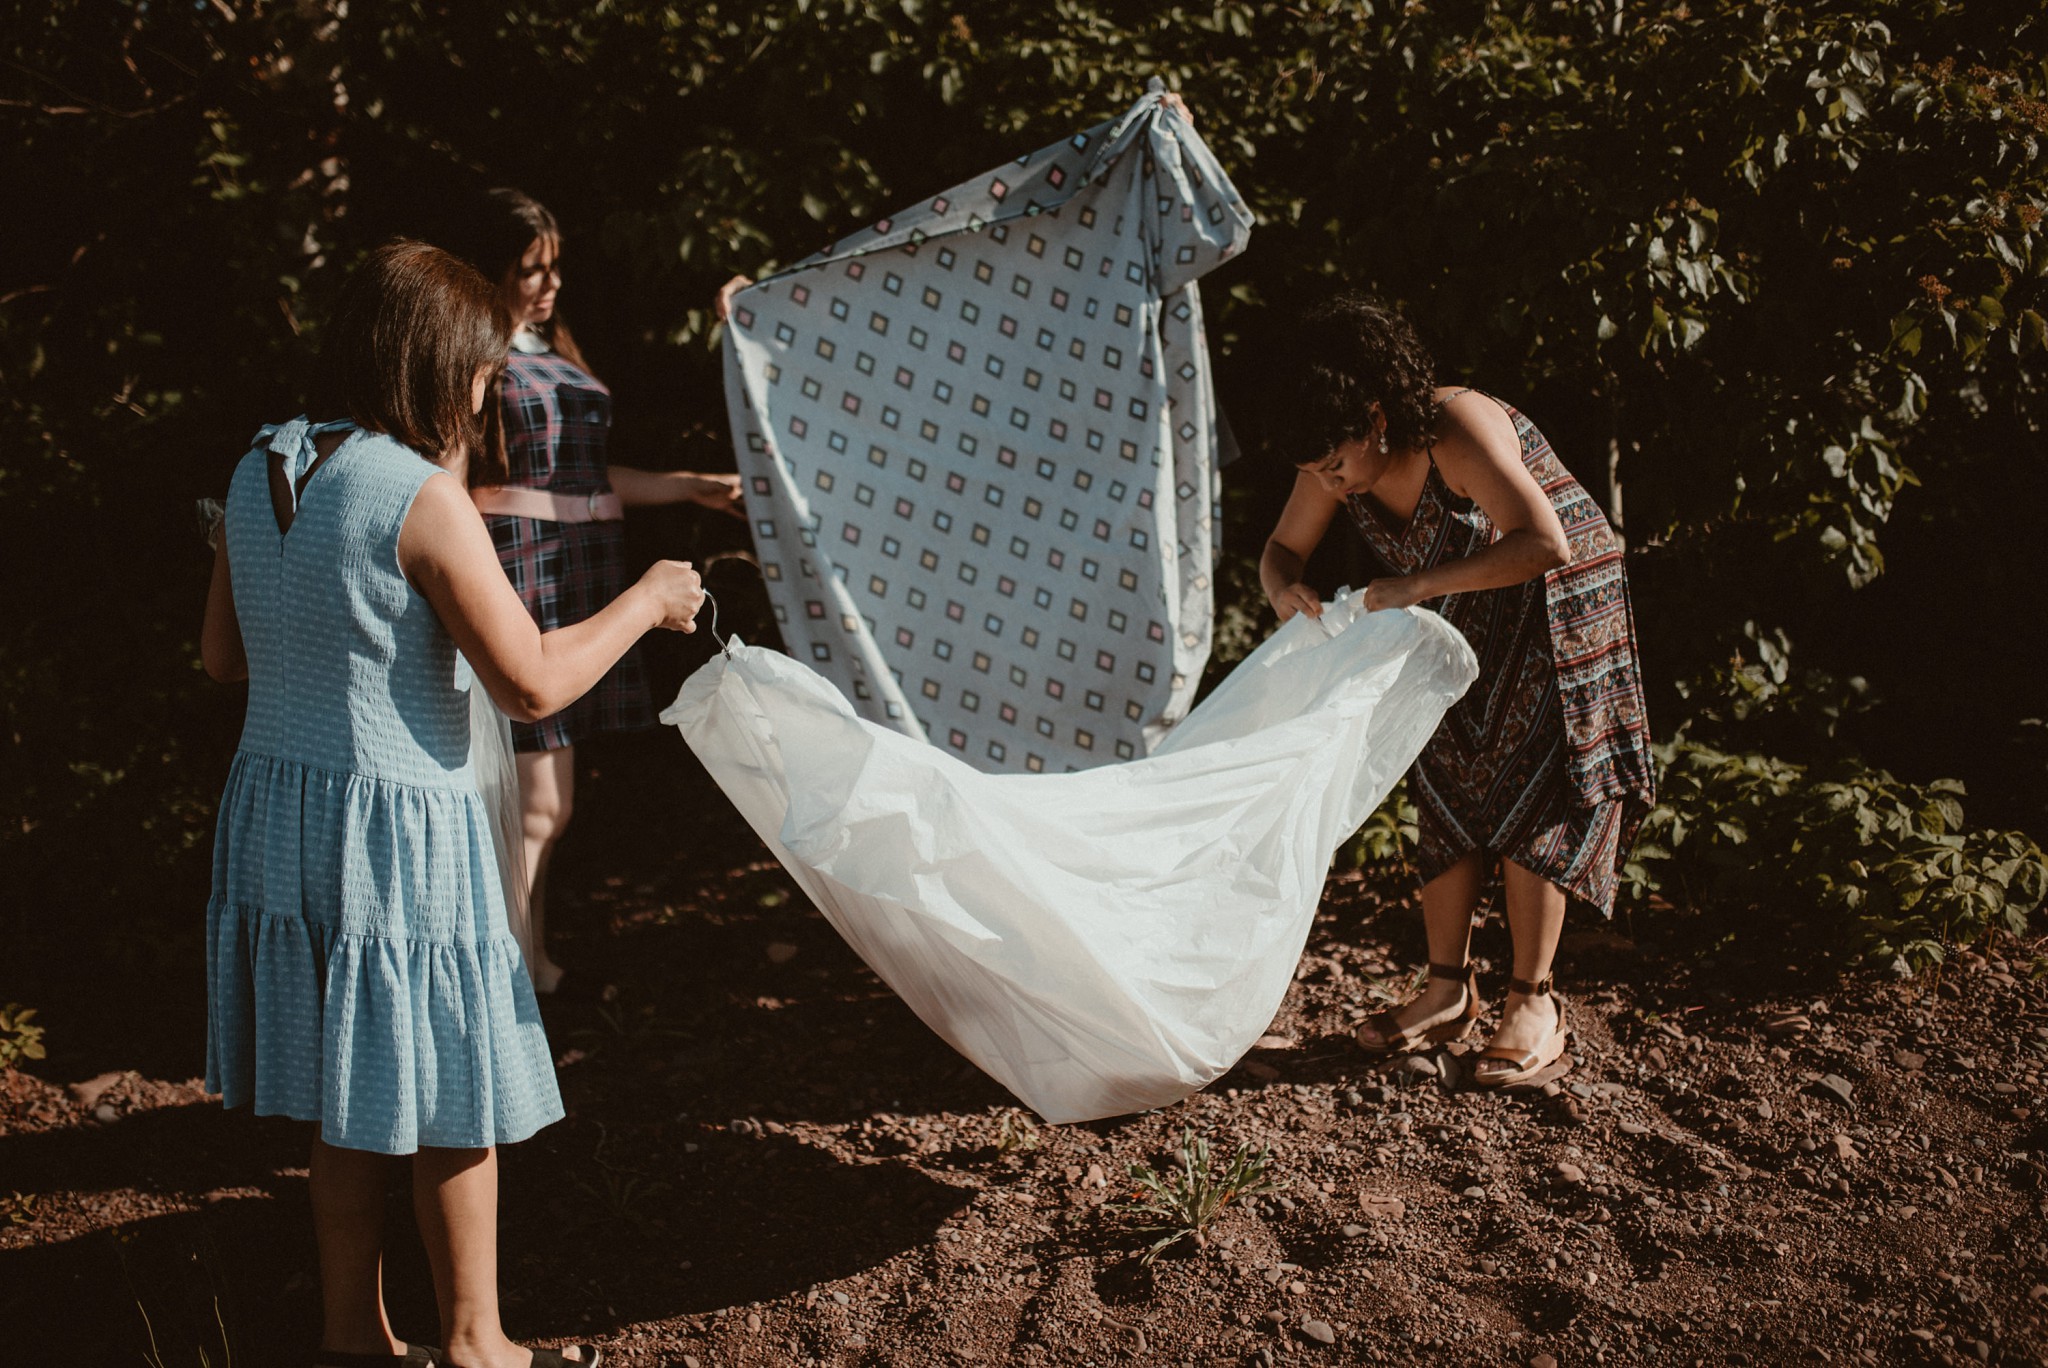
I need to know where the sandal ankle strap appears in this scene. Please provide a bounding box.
[1427,960,1473,982]
[1509,974,1554,997]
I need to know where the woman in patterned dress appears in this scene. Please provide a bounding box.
[450,189,742,997]
[1258,295,1654,1086]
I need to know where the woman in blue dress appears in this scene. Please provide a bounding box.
[202,240,704,1367]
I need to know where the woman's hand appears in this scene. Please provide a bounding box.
[1161,92,1196,127]
[714,275,753,323]
[683,472,744,518]
[640,559,706,633]
[1267,581,1323,624]
[1363,576,1427,613]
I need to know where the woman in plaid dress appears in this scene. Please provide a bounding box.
[453,189,741,997]
[1259,295,1654,1087]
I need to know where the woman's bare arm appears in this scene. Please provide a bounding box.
[398,473,703,722]
[609,465,744,515]
[1364,397,1570,611]
[201,541,248,683]
[1259,472,1344,621]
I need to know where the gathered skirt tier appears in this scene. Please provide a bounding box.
[205,750,563,1154]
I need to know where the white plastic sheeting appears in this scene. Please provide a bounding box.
[662,594,1476,1123]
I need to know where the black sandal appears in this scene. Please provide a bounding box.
[312,1346,442,1368]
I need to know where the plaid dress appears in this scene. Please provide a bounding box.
[484,345,653,752]
[1347,391,1654,912]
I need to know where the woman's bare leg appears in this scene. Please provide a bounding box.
[1356,849,1485,1046]
[1476,856,1570,1068]
[515,745,575,993]
[311,1136,402,1356]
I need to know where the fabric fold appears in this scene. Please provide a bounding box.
[666,595,1477,1123]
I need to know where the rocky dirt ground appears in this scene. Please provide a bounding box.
[4,736,2046,1367]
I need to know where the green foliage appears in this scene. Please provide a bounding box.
[1341,781,1419,870]
[1110,1128,1285,1263]
[0,1004,46,1070]
[5,1,2044,961]
[1626,743,2048,973]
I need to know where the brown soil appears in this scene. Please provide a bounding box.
[4,737,2046,1367]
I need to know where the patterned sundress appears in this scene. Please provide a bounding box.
[483,338,653,752]
[1346,391,1655,912]
[207,419,563,1153]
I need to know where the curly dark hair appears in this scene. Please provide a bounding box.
[1261,294,1438,465]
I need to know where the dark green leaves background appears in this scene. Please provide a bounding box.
[5,1,2044,966]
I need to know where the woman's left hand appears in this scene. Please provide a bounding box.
[1362,575,1426,613]
[684,473,745,517]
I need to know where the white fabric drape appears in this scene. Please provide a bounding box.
[663,594,1476,1123]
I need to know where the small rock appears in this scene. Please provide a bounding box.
[1756,1099,1774,1121]
[1461,1185,1488,1199]
[1812,1074,1855,1109]
[1240,1060,1282,1082]
[1360,1194,1406,1220]
[1301,1318,1336,1345]
[68,1071,124,1109]
[1532,1355,1560,1368]
[1553,1161,1587,1185]
[765,941,800,964]
[1340,1223,1368,1238]
[1478,1257,1500,1275]
[831,1289,850,1306]
[1833,1134,1858,1163]
[683,1357,701,1368]
[1389,1054,1439,1080]
[1288,1279,1307,1296]
[1083,1163,1107,1189]
[746,1312,762,1332]
[1255,1034,1296,1050]
[1893,1049,1928,1071]
[93,1103,118,1124]
[1619,1119,1650,1136]
[1646,1046,1669,1071]
[1764,1012,1811,1038]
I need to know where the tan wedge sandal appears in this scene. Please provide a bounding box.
[1356,960,1483,1054]
[1472,974,1571,1088]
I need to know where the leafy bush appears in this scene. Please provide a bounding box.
[0,1004,46,1071]
[1626,743,2048,973]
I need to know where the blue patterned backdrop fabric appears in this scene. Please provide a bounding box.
[722,87,1253,773]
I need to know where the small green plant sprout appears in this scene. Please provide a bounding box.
[0,1004,46,1071]
[3,1191,41,1227]
[995,1109,1041,1154]
[1110,1128,1286,1263]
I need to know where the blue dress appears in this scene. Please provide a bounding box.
[205,419,564,1154]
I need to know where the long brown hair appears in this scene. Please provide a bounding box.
[444,187,598,487]
[324,239,511,464]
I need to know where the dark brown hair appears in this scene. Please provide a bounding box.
[1262,294,1439,465]
[325,239,511,463]
[442,187,597,487]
